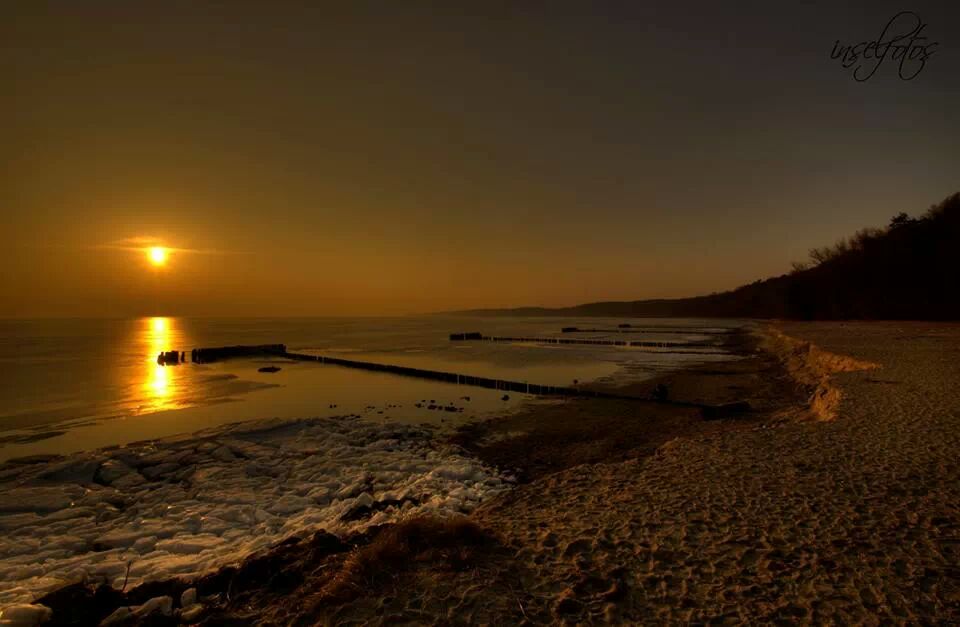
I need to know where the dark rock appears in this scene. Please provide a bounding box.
[257,366,282,373]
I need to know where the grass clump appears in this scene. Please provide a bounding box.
[314,515,490,604]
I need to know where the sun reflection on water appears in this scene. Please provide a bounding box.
[143,317,177,412]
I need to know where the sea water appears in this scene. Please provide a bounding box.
[0,316,742,460]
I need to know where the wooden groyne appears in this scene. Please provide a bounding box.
[189,343,624,398]
[186,343,747,414]
[560,327,738,335]
[283,351,635,399]
[192,344,287,364]
[157,350,185,365]
[449,334,717,349]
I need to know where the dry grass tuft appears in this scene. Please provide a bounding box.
[314,515,490,604]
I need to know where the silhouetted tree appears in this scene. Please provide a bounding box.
[889,212,917,229]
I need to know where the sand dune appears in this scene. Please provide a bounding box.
[760,326,880,421]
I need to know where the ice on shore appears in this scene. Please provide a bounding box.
[0,416,510,610]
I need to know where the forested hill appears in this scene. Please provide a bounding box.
[458,192,960,320]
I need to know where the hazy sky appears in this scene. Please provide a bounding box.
[3,1,958,317]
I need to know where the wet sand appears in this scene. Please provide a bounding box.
[449,330,799,482]
[25,322,960,624]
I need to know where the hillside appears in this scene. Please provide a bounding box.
[459,192,960,320]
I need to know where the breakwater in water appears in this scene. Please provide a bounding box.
[154,343,754,419]
[559,327,738,335]
[283,351,637,400]
[192,344,287,364]
[448,333,718,349]
[185,344,712,406]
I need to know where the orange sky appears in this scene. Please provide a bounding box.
[3,3,958,317]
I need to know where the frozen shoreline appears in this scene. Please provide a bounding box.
[0,415,512,610]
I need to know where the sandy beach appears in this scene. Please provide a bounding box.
[445,321,958,624]
[8,321,960,624]
[205,321,958,625]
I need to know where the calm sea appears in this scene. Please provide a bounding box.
[0,316,743,460]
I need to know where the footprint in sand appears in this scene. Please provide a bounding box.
[563,538,593,557]
[539,531,559,547]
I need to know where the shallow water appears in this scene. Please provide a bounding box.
[0,316,743,460]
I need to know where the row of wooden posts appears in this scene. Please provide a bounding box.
[183,344,634,400]
[283,351,632,399]
[448,333,715,349]
[175,343,747,414]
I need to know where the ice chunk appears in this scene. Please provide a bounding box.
[180,587,197,607]
[155,534,225,555]
[132,595,172,617]
[0,604,53,625]
[210,446,236,462]
[36,459,99,485]
[132,536,157,553]
[98,606,130,626]
[0,488,75,514]
[0,514,42,532]
[141,462,179,480]
[267,495,312,515]
[180,604,204,622]
[94,460,134,485]
[94,529,142,549]
[109,472,146,490]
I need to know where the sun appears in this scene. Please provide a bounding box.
[148,247,168,266]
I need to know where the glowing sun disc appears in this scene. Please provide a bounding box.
[148,247,168,266]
